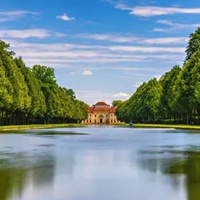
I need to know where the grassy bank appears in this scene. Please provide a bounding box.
[2,123,200,133]
[0,124,83,133]
[126,123,200,130]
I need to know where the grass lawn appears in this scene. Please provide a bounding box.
[1,123,200,133]
[129,123,200,130]
[0,124,83,133]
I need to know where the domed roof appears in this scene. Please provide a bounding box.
[88,101,116,113]
[95,101,109,106]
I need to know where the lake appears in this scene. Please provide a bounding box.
[0,126,200,200]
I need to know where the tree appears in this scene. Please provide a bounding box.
[66,89,76,99]
[117,79,162,123]
[15,57,46,120]
[32,65,57,94]
[159,65,181,121]
[0,40,88,125]
[0,41,31,124]
[185,27,200,61]
[0,58,13,124]
[112,100,123,107]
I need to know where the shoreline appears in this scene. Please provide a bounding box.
[1,123,200,133]
[0,124,83,133]
[127,123,200,130]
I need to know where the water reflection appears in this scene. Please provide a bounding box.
[139,145,200,200]
[28,129,89,136]
[0,150,55,200]
[1,128,200,200]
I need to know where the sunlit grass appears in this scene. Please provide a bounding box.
[2,123,200,133]
[0,124,84,133]
[131,123,200,130]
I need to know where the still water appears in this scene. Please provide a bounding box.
[0,126,200,200]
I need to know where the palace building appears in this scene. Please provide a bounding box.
[82,102,118,124]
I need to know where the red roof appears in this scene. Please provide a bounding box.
[88,107,116,112]
[88,101,116,113]
[95,102,109,106]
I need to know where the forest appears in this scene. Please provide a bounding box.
[115,28,200,125]
[0,40,88,125]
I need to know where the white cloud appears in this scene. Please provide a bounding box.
[154,20,200,32]
[0,29,51,39]
[4,40,184,69]
[108,46,184,53]
[132,82,144,87]
[91,66,154,71]
[75,90,113,105]
[141,37,188,44]
[0,10,39,22]
[76,90,129,105]
[82,70,93,75]
[57,13,75,21]
[113,92,130,98]
[115,4,200,17]
[79,33,188,45]
[54,32,67,37]
[79,33,138,43]
[1,30,188,45]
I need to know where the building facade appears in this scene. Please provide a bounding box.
[82,102,118,124]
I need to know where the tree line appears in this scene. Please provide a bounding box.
[0,40,88,125]
[115,28,200,124]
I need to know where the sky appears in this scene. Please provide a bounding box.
[1,0,200,105]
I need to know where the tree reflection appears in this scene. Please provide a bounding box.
[139,147,200,200]
[168,152,200,200]
[0,151,55,200]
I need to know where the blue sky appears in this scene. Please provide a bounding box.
[1,0,200,105]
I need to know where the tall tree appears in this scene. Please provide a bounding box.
[15,58,46,120]
[159,65,181,121]
[172,50,200,124]
[0,58,13,124]
[0,41,31,124]
[185,27,200,61]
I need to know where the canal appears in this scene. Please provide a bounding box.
[0,126,200,200]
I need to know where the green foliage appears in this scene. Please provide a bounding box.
[1,44,31,112]
[32,65,57,87]
[0,59,13,110]
[117,79,162,123]
[159,65,181,118]
[117,28,200,125]
[15,57,46,117]
[185,27,200,61]
[0,40,88,125]
[66,88,76,99]
[112,100,123,107]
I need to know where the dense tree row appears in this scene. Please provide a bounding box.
[0,40,88,125]
[116,28,200,124]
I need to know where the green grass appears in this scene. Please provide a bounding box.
[1,123,200,133]
[0,123,84,133]
[128,123,200,130]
